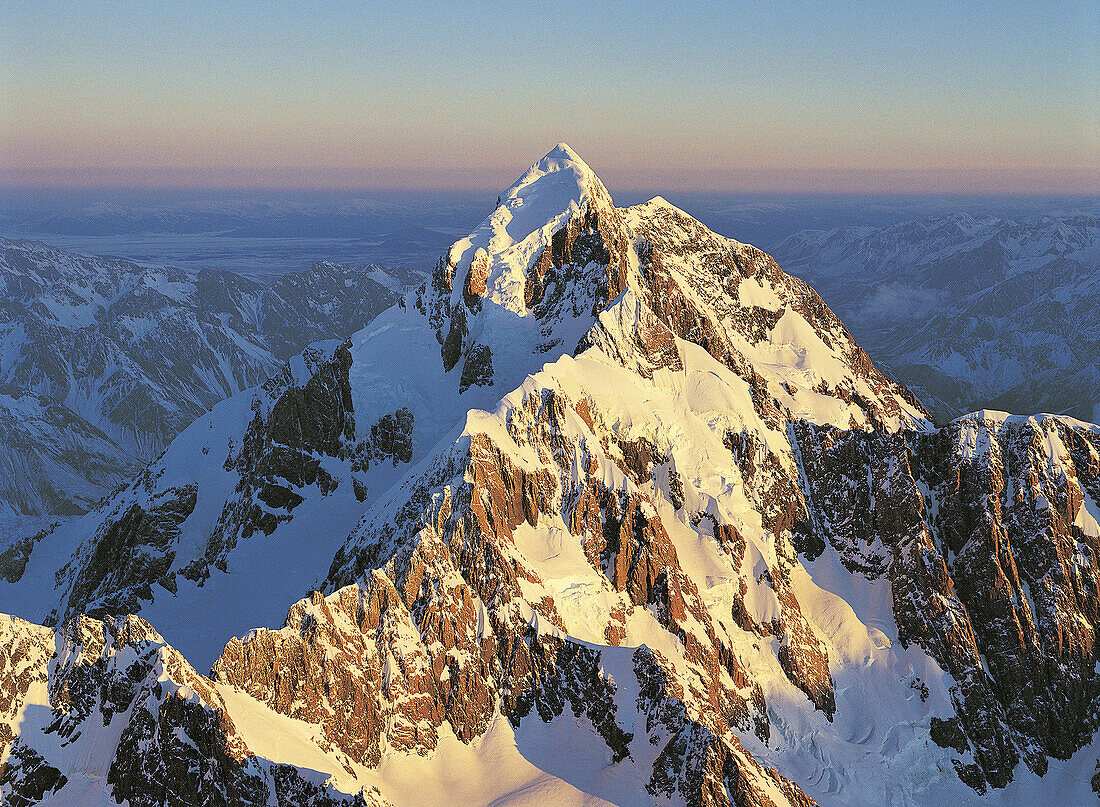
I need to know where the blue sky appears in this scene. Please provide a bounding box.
[2,0,1097,192]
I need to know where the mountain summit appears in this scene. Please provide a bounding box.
[443,142,609,317]
[1,147,1097,807]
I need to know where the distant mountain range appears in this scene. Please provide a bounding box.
[774,212,1100,423]
[0,238,402,516]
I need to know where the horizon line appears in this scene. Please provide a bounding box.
[3,167,1098,198]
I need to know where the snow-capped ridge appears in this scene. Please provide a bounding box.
[952,408,1100,433]
[0,238,399,516]
[773,211,1100,422]
[513,142,601,192]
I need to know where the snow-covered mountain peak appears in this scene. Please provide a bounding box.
[2,149,1099,806]
[417,144,635,411]
[624,195,747,249]
[522,141,599,185]
[444,142,615,318]
[516,141,600,191]
[632,195,715,225]
[408,145,930,438]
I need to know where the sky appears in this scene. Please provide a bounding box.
[2,0,1098,194]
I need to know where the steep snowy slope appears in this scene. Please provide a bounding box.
[774,213,1100,422]
[0,240,399,516]
[1,145,1097,806]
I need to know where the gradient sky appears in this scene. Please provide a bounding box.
[2,0,1098,193]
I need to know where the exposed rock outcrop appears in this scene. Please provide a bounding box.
[218,374,817,807]
[0,241,397,516]
[0,613,385,807]
[793,412,1100,788]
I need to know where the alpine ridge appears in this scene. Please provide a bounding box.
[1,145,1097,807]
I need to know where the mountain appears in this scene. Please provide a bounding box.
[0,388,143,517]
[773,212,1100,423]
[0,239,401,517]
[1,145,1098,806]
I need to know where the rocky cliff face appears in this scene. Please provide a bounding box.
[0,613,389,806]
[0,145,1096,806]
[214,379,817,807]
[793,411,1100,791]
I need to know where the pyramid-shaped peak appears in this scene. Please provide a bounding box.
[503,142,608,207]
[541,141,587,167]
[441,143,623,319]
[634,195,687,215]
